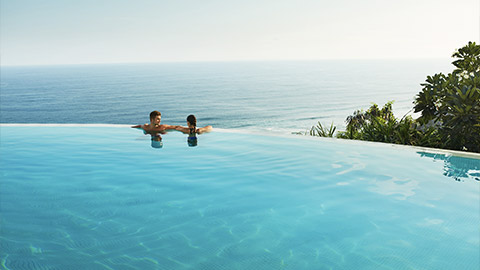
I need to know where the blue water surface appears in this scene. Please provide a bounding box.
[0,60,452,133]
[0,125,479,269]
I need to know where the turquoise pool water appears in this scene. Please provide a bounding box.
[0,125,479,270]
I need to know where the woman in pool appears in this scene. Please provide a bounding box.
[175,115,212,146]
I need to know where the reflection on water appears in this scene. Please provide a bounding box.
[151,136,163,149]
[368,176,418,200]
[187,136,197,147]
[417,152,480,182]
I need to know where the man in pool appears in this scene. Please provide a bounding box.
[131,110,179,136]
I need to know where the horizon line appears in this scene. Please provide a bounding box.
[0,57,452,68]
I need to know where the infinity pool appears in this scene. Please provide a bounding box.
[0,125,479,270]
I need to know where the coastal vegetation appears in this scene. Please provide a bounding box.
[304,42,480,153]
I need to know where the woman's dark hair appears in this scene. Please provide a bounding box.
[187,114,197,134]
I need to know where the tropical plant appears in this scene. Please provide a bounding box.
[438,73,480,151]
[413,73,446,124]
[414,41,480,152]
[304,41,479,153]
[393,116,415,145]
[340,101,397,142]
[343,109,365,139]
[451,41,480,74]
[308,121,336,137]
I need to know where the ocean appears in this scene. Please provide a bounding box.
[0,59,452,133]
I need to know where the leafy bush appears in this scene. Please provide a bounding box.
[299,122,336,137]
[414,41,480,152]
[305,41,480,153]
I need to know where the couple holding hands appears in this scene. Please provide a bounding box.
[132,111,212,148]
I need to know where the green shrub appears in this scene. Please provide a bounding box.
[305,41,480,153]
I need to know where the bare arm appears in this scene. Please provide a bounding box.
[175,125,213,134]
[160,124,179,131]
[175,126,190,134]
[131,125,142,129]
[196,125,213,134]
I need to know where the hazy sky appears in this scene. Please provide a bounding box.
[1,0,479,66]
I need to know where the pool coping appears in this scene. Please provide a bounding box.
[2,123,480,160]
[215,127,480,160]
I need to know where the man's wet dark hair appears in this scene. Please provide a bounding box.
[150,111,161,121]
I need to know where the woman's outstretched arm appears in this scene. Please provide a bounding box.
[196,125,213,134]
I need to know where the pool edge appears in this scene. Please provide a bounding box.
[2,123,480,160]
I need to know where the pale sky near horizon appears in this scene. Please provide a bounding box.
[1,0,479,66]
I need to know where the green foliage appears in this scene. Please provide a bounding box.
[394,116,415,145]
[308,122,336,137]
[340,101,397,143]
[414,73,446,124]
[342,110,365,139]
[414,41,480,152]
[306,41,480,153]
[451,41,480,74]
[439,87,480,150]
